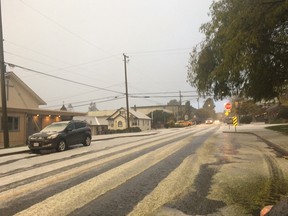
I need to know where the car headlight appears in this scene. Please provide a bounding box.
[47,134,59,139]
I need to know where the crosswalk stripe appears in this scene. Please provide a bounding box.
[15,137,191,216]
[128,137,215,216]
[0,129,194,204]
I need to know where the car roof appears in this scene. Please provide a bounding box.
[51,120,86,124]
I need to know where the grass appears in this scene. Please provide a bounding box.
[265,124,288,135]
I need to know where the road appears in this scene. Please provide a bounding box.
[0,124,288,216]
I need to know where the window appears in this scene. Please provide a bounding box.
[132,119,138,126]
[75,122,86,129]
[1,116,20,131]
[118,121,123,127]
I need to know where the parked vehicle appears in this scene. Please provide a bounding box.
[175,120,193,127]
[27,120,91,152]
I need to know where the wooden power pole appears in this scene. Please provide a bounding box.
[123,53,130,130]
[0,1,9,148]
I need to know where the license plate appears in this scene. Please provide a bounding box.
[33,143,39,147]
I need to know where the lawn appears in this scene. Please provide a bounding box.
[265,124,288,135]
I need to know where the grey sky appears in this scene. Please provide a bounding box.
[2,0,227,112]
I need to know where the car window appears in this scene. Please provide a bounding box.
[41,122,68,132]
[74,122,86,129]
[66,123,75,131]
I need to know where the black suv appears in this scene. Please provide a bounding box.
[28,120,92,152]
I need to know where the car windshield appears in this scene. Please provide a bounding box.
[40,123,68,133]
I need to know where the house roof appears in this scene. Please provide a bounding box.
[107,107,151,120]
[4,107,87,116]
[6,72,46,106]
[73,116,107,125]
[88,110,115,117]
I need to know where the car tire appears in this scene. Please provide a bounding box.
[83,136,91,146]
[56,140,66,152]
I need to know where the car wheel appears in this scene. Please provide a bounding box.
[56,140,66,152]
[83,136,91,146]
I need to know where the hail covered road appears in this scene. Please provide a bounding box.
[0,124,288,216]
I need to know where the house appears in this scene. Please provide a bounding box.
[107,107,151,131]
[73,114,109,135]
[0,72,86,147]
[74,110,115,135]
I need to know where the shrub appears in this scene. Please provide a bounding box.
[240,115,252,124]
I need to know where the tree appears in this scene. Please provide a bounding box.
[195,108,213,122]
[183,101,196,120]
[187,0,288,102]
[236,100,262,116]
[148,110,174,128]
[203,98,216,110]
[167,99,180,106]
[88,102,98,111]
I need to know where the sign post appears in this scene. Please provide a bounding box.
[232,116,238,132]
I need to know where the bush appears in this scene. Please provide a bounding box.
[240,115,252,124]
[277,108,288,119]
[108,127,141,134]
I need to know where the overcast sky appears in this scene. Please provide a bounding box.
[2,0,227,112]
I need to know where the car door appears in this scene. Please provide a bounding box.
[65,122,78,146]
[75,122,87,143]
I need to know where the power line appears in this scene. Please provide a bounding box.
[127,48,192,56]
[130,95,198,98]
[45,95,125,109]
[4,41,121,69]
[129,90,197,95]
[6,62,125,95]
[4,42,121,84]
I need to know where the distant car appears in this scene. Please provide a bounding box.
[175,120,193,127]
[205,118,214,124]
[27,120,91,152]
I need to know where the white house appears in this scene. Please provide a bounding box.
[107,107,151,131]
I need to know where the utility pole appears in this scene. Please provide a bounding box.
[179,91,182,120]
[0,1,9,148]
[123,53,130,130]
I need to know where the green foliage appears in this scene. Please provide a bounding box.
[240,115,253,124]
[164,120,175,128]
[235,100,263,117]
[167,99,180,106]
[108,127,141,134]
[187,0,288,102]
[203,98,216,110]
[195,108,215,122]
[277,107,288,119]
[148,110,175,128]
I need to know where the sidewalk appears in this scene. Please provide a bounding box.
[0,130,159,157]
[222,123,288,156]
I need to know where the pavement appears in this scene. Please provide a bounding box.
[222,122,288,157]
[0,123,287,157]
[0,130,159,157]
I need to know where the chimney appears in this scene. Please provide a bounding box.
[134,105,137,111]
